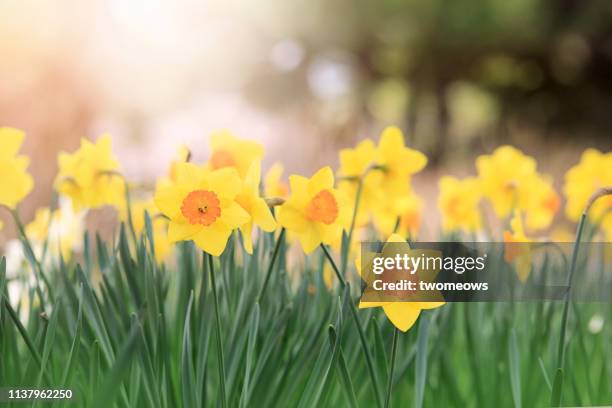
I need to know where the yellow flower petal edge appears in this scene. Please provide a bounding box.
[0,127,34,209]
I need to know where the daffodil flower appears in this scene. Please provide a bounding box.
[235,160,277,254]
[375,126,427,197]
[563,149,612,234]
[337,138,384,226]
[207,130,264,179]
[357,234,445,332]
[277,167,349,254]
[55,135,125,211]
[437,176,482,233]
[0,127,34,212]
[154,163,249,256]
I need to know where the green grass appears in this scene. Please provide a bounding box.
[0,215,610,407]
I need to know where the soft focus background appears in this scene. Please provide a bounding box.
[2,0,612,235]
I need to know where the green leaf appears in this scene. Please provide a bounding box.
[508,329,522,408]
[181,292,197,408]
[415,313,431,408]
[551,368,564,407]
[92,318,141,408]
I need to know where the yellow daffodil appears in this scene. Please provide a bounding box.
[503,210,532,282]
[563,149,612,227]
[372,193,424,238]
[337,139,384,226]
[339,139,377,179]
[0,127,34,210]
[25,198,84,261]
[357,234,444,332]
[235,160,277,254]
[154,163,249,256]
[264,163,289,198]
[375,126,427,197]
[476,145,537,218]
[121,199,172,262]
[438,176,482,233]
[522,174,560,230]
[55,135,125,211]
[207,131,264,179]
[277,167,350,254]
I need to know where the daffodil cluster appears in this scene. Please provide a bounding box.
[1,124,610,277]
[337,126,428,238]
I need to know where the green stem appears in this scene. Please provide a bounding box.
[206,253,227,408]
[257,228,286,301]
[341,178,364,274]
[320,244,383,408]
[321,244,346,287]
[341,165,384,276]
[384,327,399,408]
[556,213,586,369]
[554,187,611,406]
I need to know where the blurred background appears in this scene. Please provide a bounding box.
[1,0,612,234]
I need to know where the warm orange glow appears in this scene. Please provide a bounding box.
[181,190,221,225]
[305,189,338,224]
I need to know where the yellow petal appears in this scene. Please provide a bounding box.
[298,224,322,254]
[382,303,421,332]
[277,204,308,232]
[252,198,277,231]
[240,222,254,254]
[308,167,335,195]
[208,167,242,199]
[0,127,25,157]
[412,301,445,310]
[175,163,207,189]
[154,185,188,220]
[244,160,261,191]
[192,223,232,256]
[219,201,250,229]
[167,221,202,243]
[289,175,309,196]
[378,127,405,159]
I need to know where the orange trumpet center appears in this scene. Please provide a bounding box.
[306,189,338,225]
[181,190,221,226]
[210,149,235,169]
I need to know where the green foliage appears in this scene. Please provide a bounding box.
[0,221,610,407]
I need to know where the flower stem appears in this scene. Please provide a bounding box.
[320,244,384,408]
[206,253,227,408]
[321,244,346,287]
[340,178,364,278]
[384,327,399,408]
[257,228,286,301]
[553,187,611,406]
